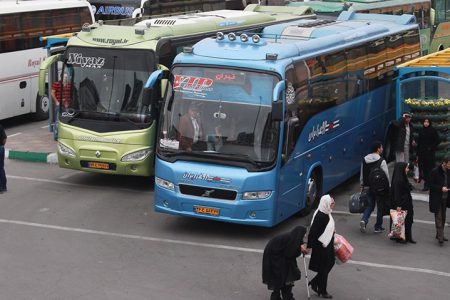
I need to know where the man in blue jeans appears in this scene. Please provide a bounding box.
[360,141,390,233]
[0,123,7,193]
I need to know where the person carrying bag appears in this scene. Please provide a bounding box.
[306,195,336,299]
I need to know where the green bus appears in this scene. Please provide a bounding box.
[287,0,450,54]
[38,5,315,176]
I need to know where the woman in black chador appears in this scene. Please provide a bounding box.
[417,118,440,191]
[391,162,416,244]
[307,195,335,299]
[262,226,308,300]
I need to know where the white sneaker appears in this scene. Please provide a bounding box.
[360,220,366,233]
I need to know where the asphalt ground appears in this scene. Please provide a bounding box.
[1,157,449,300]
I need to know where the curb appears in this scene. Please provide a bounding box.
[5,149,57,164]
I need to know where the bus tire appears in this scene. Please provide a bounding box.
[34,93,50,121]
[299,170,321,216]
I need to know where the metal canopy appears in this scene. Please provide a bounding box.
[395,47,450,72]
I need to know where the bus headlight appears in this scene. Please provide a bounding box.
[242,191,272,200]
[58,142,76,158]
[121,149,152,162]
[155,177,174,191]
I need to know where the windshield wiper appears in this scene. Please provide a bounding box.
[218,152,262,166]
[196,151,262,166]
[63,110,82,124]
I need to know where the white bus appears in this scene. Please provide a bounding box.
[88,0,229,21]
[0,0,94,121]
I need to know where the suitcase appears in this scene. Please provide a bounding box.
[348,191,368,213]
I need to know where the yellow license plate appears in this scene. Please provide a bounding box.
[194,206,220,216]
[87,162,110,170]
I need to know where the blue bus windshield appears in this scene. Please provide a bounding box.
[158,66,280,167]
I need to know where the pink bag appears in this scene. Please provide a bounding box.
[389,209,407,240]
[334,234,354,263]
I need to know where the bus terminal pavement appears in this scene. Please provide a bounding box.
[2,117,430,202]
[3,118,57,164]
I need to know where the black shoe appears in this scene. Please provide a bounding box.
[309,282,319,295]
[320,293,333,299]
[374,227,386,233]
[439,240,444,245]
[396,239,407,244]
[407,239,417,244]
[435,236,449,241]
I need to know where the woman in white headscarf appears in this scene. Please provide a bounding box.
[307,195,336,299]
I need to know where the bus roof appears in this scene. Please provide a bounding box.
[173,12,418,73]
[396,47,450,68]
[1,0,92,14]
[288,0,430,14]
[67,5,315,49]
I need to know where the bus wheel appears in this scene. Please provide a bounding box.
[34,94,50,121]
[299,171,321,216]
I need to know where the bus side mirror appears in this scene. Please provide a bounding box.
[144,69,169,89]
[143,69,169,107]
[272,102,283,121]
[38,54,63,96]
[142,89,152,106]
[272,80,286,121]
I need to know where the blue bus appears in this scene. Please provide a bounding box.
[151,11,421,227]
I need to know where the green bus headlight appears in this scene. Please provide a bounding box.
[58,142,76,158]
[121,149,151,162]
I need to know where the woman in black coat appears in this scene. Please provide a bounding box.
[262,226,307,300]
[391,162,416,243]
[417,118,440,191]
[307,195,335,299]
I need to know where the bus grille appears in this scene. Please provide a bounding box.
[179,184,236,200]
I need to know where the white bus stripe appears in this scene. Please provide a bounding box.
[0,218,449,278]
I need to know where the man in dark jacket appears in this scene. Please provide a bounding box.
[0,123,7,193]
[429,157,450,245]
[391,112,415,163]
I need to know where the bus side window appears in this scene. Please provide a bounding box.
[0,14,19,54]
[403,29,421,60]
[323,51,347,105]
[366,38,387,91]
[346,45,367,99]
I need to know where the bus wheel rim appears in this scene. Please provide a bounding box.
[40,96,50,113]
[306,177,317,207]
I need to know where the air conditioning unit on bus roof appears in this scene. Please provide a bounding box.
[134,10,258,27]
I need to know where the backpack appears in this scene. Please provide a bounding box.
[367,159,389,196]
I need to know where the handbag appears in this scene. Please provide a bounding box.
[389,209,408,240]
[334,234,354,263]
[348,191,368,213]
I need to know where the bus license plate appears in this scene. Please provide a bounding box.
[194,206,220,216]
[87,162,110,170]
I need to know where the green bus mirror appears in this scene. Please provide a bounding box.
[38,54,63,96]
